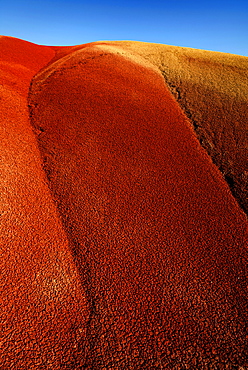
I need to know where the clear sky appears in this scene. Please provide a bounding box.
[1,0,248,56]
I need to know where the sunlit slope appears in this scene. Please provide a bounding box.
[29,44,248,368]
[0,36,89,369]
[105,41,248,215]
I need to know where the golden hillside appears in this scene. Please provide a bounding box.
[106,41,248,214]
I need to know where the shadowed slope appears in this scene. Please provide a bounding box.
[104,41,248,216]
[0,36,89,369]
[29,44,248,368]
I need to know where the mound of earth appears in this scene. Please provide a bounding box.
[0,36,248,369]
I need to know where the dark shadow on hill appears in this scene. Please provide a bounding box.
[161,70,248,217]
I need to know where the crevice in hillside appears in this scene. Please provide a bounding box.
[27,55,96,369]
[27,51,103,368]
[160,69,248,218]
[160,70,207,139]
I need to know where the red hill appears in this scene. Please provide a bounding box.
[1,36,248,369]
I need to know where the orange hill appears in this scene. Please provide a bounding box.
[1,36,248,369]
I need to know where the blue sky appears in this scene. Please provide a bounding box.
[1,0,248,56]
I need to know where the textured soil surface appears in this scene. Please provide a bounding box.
[1,36,248,369]
[106,41,248,215]
[0,36,89,369]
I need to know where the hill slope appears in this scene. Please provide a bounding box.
[0,36,89,369]
[1,36,248,369]
[106,41,248,214]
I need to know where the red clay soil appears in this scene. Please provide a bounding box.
[1,36,248,369]
[0,37,89,369]
[27,43,248,368]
